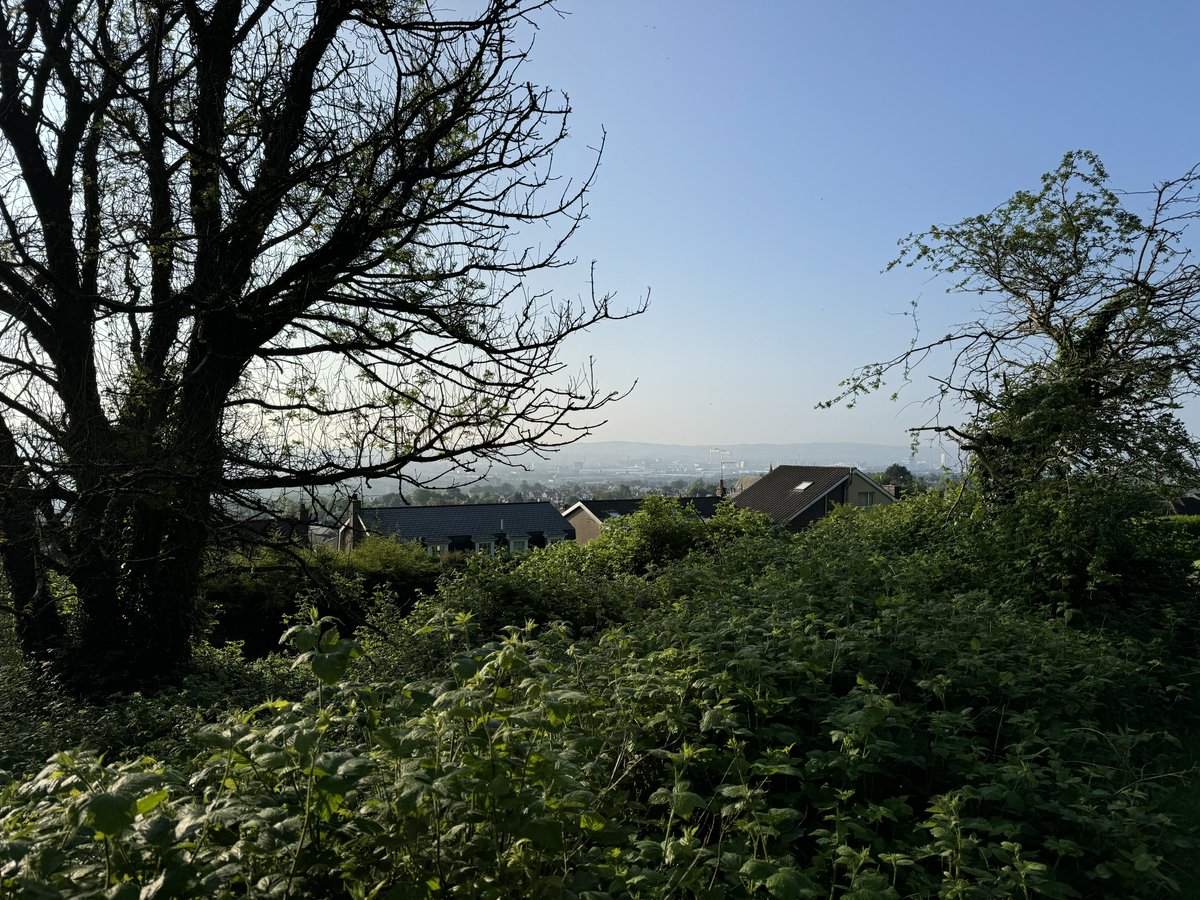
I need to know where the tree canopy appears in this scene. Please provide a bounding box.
[0,0,639,689]
[831,151,1200,495]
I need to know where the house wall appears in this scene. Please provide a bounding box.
[788,481,849,530]
[846,471,893,509]
[565,509,602,544]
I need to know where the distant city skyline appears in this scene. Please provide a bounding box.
[510,1,1200,448]
[350,439,941,503]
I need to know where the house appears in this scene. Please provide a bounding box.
[732,465,893,529]
[563,495,723,544]
[1168,491,1200,516]
[228,512,311,547]
[339,496,574,554]
[731,475,761,497]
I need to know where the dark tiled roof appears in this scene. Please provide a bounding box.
[573,496,723,522]
[359,501,572,543]
[732,466,853,524]
[680,496,723,518]
[575,499,642,521]
[1169,493,1200,516]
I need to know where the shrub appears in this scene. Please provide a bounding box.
[582,494,712,577]
[202,537,442,656]
[1,585,1193,898]
[0,642,308,776]
[1,479,1196,897]
[357,540,653,682]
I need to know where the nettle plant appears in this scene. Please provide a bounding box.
[0,494,1196,898]
[0,614,1187,896]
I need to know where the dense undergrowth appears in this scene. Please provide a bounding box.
[0,486,1197,897]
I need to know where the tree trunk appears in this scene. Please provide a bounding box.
[0,423,65,659]
[66,490,210,693]
[1,530,63,660]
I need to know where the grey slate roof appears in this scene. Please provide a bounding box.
[358,501,572,543]
[571,496,723,522]
[731,466,854,524]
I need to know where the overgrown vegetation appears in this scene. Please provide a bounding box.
[202,537,443,658]
[0,488,1196,897]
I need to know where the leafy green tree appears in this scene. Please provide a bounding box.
[833,151,1200,496]
[871,463,917,495]
[0,1,640,690]
[584,494,707,576]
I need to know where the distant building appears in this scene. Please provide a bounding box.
[731,475,761,496]
[732,466,892,529]
[339,496,573,554]
[562,496,723,544]
[1168,491,1200,516]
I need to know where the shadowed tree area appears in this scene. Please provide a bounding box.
[0,0,640,691]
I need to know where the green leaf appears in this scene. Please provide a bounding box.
[580,810,606,832]
[740,858,776,880]
[136,789,169,816]
[670,790,707,819]
[84,791,136,837]
[518,818,564,851]
[766,867,810,899]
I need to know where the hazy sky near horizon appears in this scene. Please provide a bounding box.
[508,1,1200,448]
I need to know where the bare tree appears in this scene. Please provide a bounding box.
[0,0,642,689]
[829,151,1200,496]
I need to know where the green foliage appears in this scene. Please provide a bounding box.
[203,537,442,656]
[798,479,1198,634]
[870,463,918,496]
[334,536,441,595]
[582,494,707,576]
[981,479,1197,626]
[1159,515,1200,553]
[701,500,777,545]
[201,550,306,658]
[2,576,1193,897]
[582,495,771,578]
[0,481,1196,897]
[0,641,309,776]
[357,539,654,683]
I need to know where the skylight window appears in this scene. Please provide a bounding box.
[793,481,813,492]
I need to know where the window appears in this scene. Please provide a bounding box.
[546,534,565,544]
[857,491,875,508]
[509,538,528,552]
[427,542,449,556]
[475,540,495,555]
[792,481,813,492]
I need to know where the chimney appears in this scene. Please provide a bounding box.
[340,493,363,552]
[716,478,726,498]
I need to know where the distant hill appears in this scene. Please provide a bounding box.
[347,441,951,502]
[532,441,942,474]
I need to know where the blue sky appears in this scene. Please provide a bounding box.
[513,1,1200,447]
